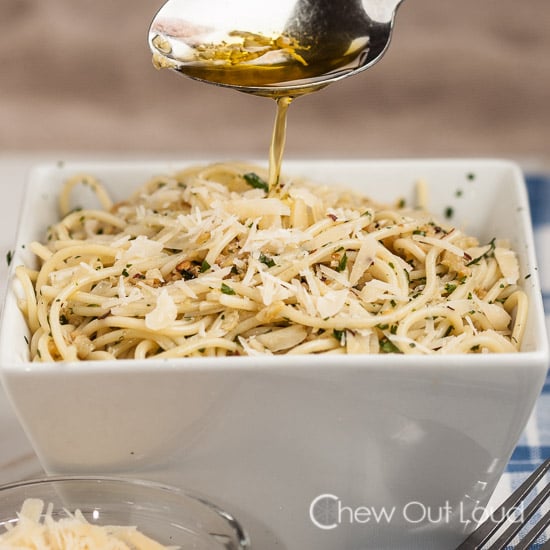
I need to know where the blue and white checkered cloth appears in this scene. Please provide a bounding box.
[510,175,550,472]
[496,175,550,549]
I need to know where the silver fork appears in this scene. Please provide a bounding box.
[457,458,550,550]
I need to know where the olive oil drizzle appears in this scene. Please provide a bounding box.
[268,96,293,191]
[151,32,314,191]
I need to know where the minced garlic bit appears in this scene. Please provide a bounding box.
[0,498,177,550]
[15,162,527,360]
[193,30,308,66]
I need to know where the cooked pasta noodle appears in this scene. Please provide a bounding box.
[16,162,527,360]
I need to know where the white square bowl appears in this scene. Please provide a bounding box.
[1,159,548,550]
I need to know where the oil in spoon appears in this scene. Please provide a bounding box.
[153,49,297,192]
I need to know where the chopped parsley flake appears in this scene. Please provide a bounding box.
[243,172,269,193]
[221,283,236,295]
[380,338,402,354]
[259,253,276,268]
[336,253,348,272]
[466,238,496,266]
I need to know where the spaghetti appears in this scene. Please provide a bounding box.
[15,162,527,361]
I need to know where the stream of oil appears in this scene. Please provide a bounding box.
[268,96,293,190]
[152,34,358,190]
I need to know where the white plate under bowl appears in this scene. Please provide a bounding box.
[0,159,548,550]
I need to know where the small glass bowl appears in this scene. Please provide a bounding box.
[0,476,249,549]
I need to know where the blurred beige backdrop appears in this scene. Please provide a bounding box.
[0,0,548,161]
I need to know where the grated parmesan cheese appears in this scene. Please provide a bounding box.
[315,289,349,318]
[145,289,178,330]
[121,236,164,261]
[494,247,520,284]
[0,499,177,550]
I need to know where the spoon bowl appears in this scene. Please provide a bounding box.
[148,0,404,97]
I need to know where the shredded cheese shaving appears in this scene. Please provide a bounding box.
[15,162,528,360]
[0,499,176,550]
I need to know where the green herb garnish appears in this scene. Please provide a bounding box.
[466,238,496,266]
[380,338,402,354]
[243,172,269,193]
[259,253,276,268]
[336,253,348,272]
[221,283,236,295]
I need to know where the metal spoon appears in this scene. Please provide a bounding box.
[148,0,404,97]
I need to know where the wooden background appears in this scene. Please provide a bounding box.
[0,0,548,162]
